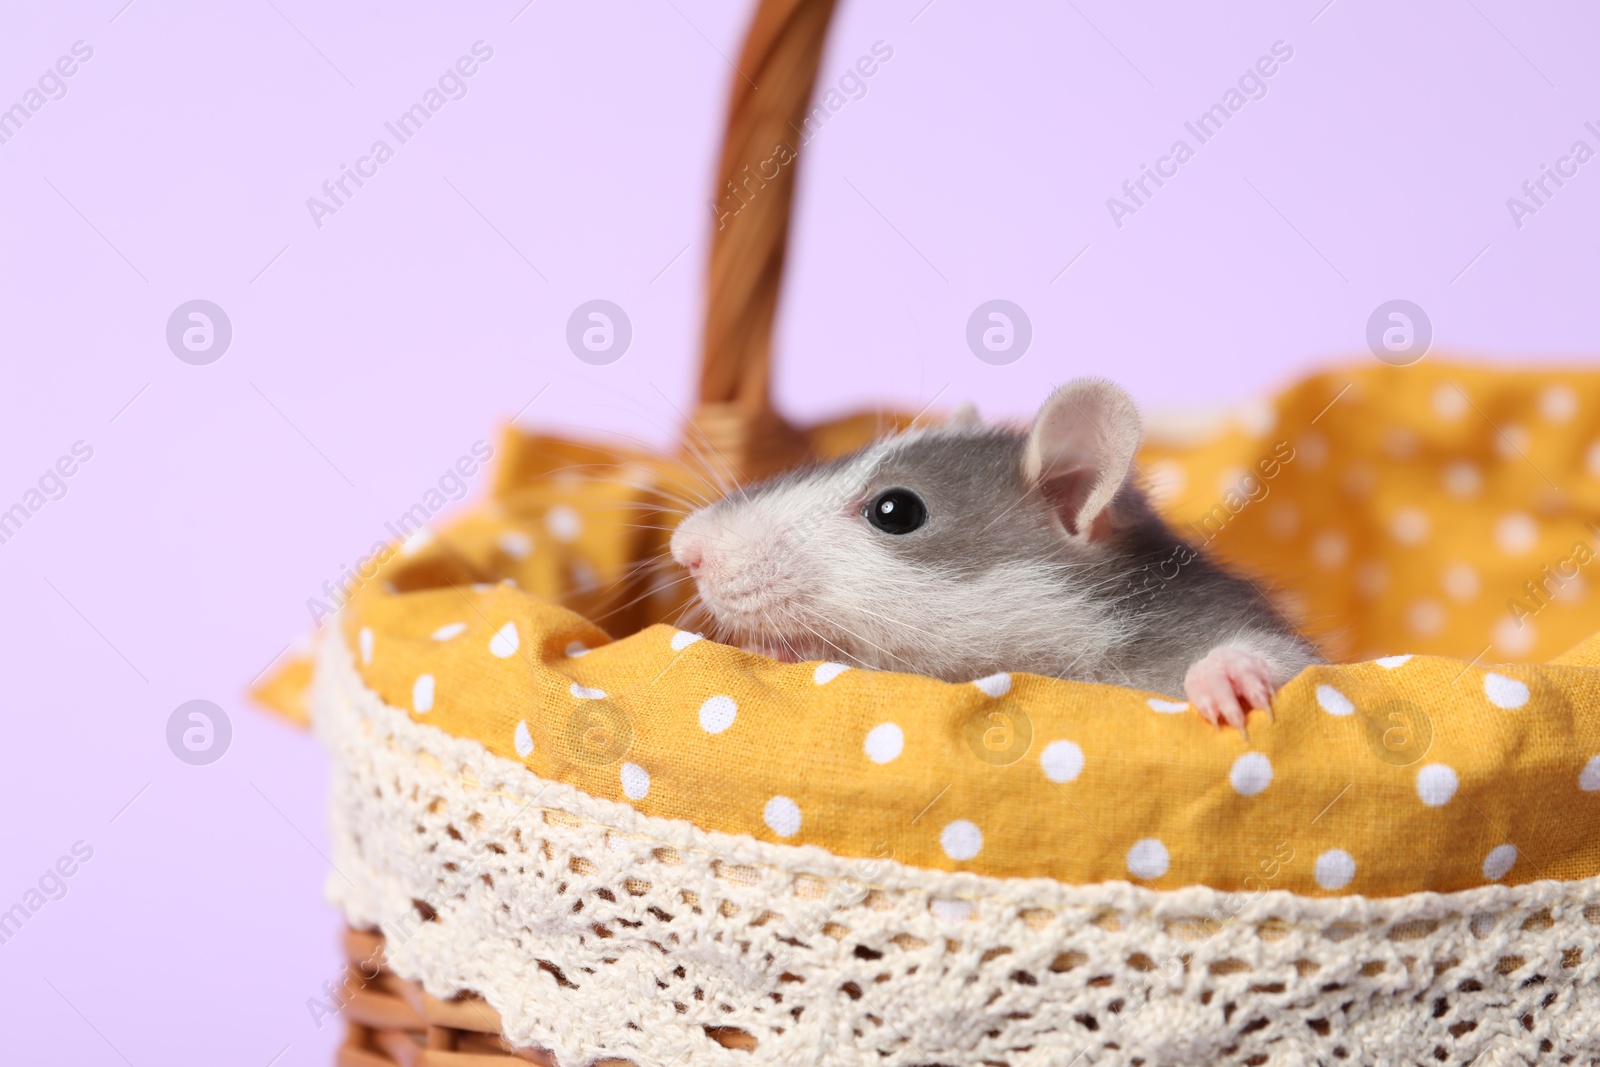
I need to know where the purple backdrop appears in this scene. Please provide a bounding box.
[1,0,1596,1062]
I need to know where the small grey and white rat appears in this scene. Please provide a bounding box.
[669,378,1322,732]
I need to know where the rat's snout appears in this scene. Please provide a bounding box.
[670,519,712,578]
[671,505,794,620]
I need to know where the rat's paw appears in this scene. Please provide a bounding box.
[1184,646,1276,736]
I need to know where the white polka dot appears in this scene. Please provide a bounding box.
[1578,755,1600,792]
[1342,465,1377,497]
[971,672,1011,697]
[1216,467,1248,496]
[1040,740,1085,783]
[1483,844,1517,881]
[1391,507,1430,545]
[1317,685,1355,717]
[1443,462,1481,498]
[1229,753,1273,797]
[699,695,737,734]
[1312,531,1348,569]
[1495,512,1538,555]
[1266,504,1299,539]
[565,640,590,657]
[863,723,904,764]
[546,505,582,542]
[929,898,973,923]
[1355,561,1388,599]
[1494,424,1530,460]
[1442,563,1479,601]
[1315,850,1356,890]
[1375,654,1413,669]
[1145,460,1186,504]
[1126,838,1170,880]
[670,630,703,651]
[1383,426,1419,460]
[570,683,607,700]
[1492,616,1536,658]
[1239,399,1276,436]
[620,762,649,801]
[1432,383,1469,420]
[489,621,520,658]
[570,560,599,592]
[1415,764,1458,807]
[514,720,533,758]
[1297,433,1329,468]
[1484,672,1529,709]
[1540,384,1578,422]
[400,528,435,556]
[359,627,374,665]
[1588,441,1600,479]
[413,674,435,713]
[941,820,983,861]
[1406,599,1446,636]
[432,622,467,641]
[1552,574,1585,604]
[814,662,849,684]
[1147,698,1189,714]
[764,796,801,837]
[498,531,533,559]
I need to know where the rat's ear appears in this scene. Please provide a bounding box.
[948,402,980,429]
[1023,378,1142,540]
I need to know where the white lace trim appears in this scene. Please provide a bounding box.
[313,627,1600,1066]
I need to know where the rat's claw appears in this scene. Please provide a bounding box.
[1215,687,1249,739]
[1245,675,1275,720]
[1184,645,1278,738]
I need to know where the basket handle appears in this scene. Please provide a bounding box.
[691,0,840,480]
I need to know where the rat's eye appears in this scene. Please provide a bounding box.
[865,488,926,535]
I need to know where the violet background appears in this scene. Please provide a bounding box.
[1,0,1596,1062]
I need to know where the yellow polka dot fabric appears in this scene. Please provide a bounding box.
[257,362,1600,897]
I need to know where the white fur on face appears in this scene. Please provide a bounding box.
[671,448,881,662]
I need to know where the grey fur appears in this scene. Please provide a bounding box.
[672,417,1322,698]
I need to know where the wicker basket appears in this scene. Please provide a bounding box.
[262,1,1600,1063]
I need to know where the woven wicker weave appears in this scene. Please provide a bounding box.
[688,0,834,481]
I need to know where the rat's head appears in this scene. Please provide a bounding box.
[668,379,1148,677]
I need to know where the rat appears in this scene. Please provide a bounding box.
[668,378,1322,733]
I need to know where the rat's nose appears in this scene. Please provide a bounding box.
[672,535,704,576]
